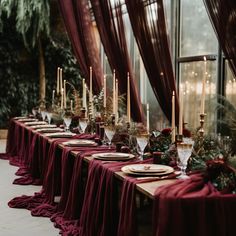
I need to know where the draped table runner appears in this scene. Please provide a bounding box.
[3,118,236,236]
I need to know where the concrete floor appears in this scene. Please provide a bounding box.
[0,140,59,236]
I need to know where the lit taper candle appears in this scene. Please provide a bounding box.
[200,57,207,114]
[103,75,106,108]
[127,72,131,123]
[64,80,66,108]
[113,70,116,114]
[89,66,92,103]
[57,67,60,94]
[171,91,175,142]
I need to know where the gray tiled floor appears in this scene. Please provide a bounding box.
[0,140,59,235]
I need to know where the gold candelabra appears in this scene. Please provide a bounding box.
[198,113,206,137]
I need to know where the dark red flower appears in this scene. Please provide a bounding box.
[183,128,191,137]
[161,128,172,136]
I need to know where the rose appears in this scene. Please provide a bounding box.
[161,128,172,136]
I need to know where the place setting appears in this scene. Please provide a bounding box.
[31,124,57,129]
[17,118,38,122]
[24,121,48,126]
[62,139,98,147]
[44,132,77,138]
[92,152,135,161]
[121,164,174,176]
[36,127,64,133]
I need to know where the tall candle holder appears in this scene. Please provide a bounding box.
[175,134,183,143]
[199,113,206,137]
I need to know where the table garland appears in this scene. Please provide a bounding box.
[146,128,236,194]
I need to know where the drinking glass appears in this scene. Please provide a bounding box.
[46,112,53,124]
[177,138,194,179]
[41,110,47,121]
[32,107,38,117]
[105,127,115,148]
[136,135,148,160]
[63,115,72,132]
[79,118,88,133]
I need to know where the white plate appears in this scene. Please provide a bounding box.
[25,121,47,126]
[44,132,76,138]
[62,139,97,147]
[92,152,135,161]
[121,164,174,176]
[18,118,38,122]
[13,116,27,120]
[32,124,57,129]
[37,128,64,133]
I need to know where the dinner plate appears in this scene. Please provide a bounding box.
[32,124,57,129]
[92,152,135,161]
[44,132,77,138]
[121,164,174,176]
[37,128,64,133]
[62,139,97,147]
[18,118,38,122]
[13,116,27,120]
[25,121,47,126]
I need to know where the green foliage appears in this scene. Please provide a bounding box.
[0,14,38,128]
[214,95,236,155]
[0,13,82,128]
[0,0,50,49]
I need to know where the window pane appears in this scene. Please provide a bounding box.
[180,0,218,57]
[179,61,217,132]
[225,61,236,107]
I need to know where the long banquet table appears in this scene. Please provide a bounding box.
[1,118,236,236]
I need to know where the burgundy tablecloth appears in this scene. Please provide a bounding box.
[0,119,26,164]
[152,173,236,236]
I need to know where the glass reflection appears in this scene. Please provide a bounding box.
[179,61,217,132]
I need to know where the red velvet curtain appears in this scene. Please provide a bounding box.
[204,0,236,77]
[125,0,179,123]
[57,0,103,94]
[90,0,144,122]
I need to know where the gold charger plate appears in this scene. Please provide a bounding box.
[25,121,47,126]
[92,152,135,161]
[32,124,57,129]
[45,132,76,138]
[18,118,38,122]
[121,164,174,176]
[37,128,64,133]
[62,139,97,147]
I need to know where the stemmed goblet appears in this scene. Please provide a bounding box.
[63,111,72,132]
[105,126,115,149]
[46,112,53,124]
[136,134,149,160]
[176,137,194,179]
[41,109,47,121]
[79,118,88,133]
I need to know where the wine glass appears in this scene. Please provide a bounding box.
[63,112,72,132]
[79,118,88,133]
[32,107,38,117]
[46,112,53,124]
[105,127,115,148]
[41,109,47,121]
[176,137,194,179]
[136,134,148,160]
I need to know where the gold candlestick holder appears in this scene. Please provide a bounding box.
[199,113,206,137]
[175,134,183,143]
